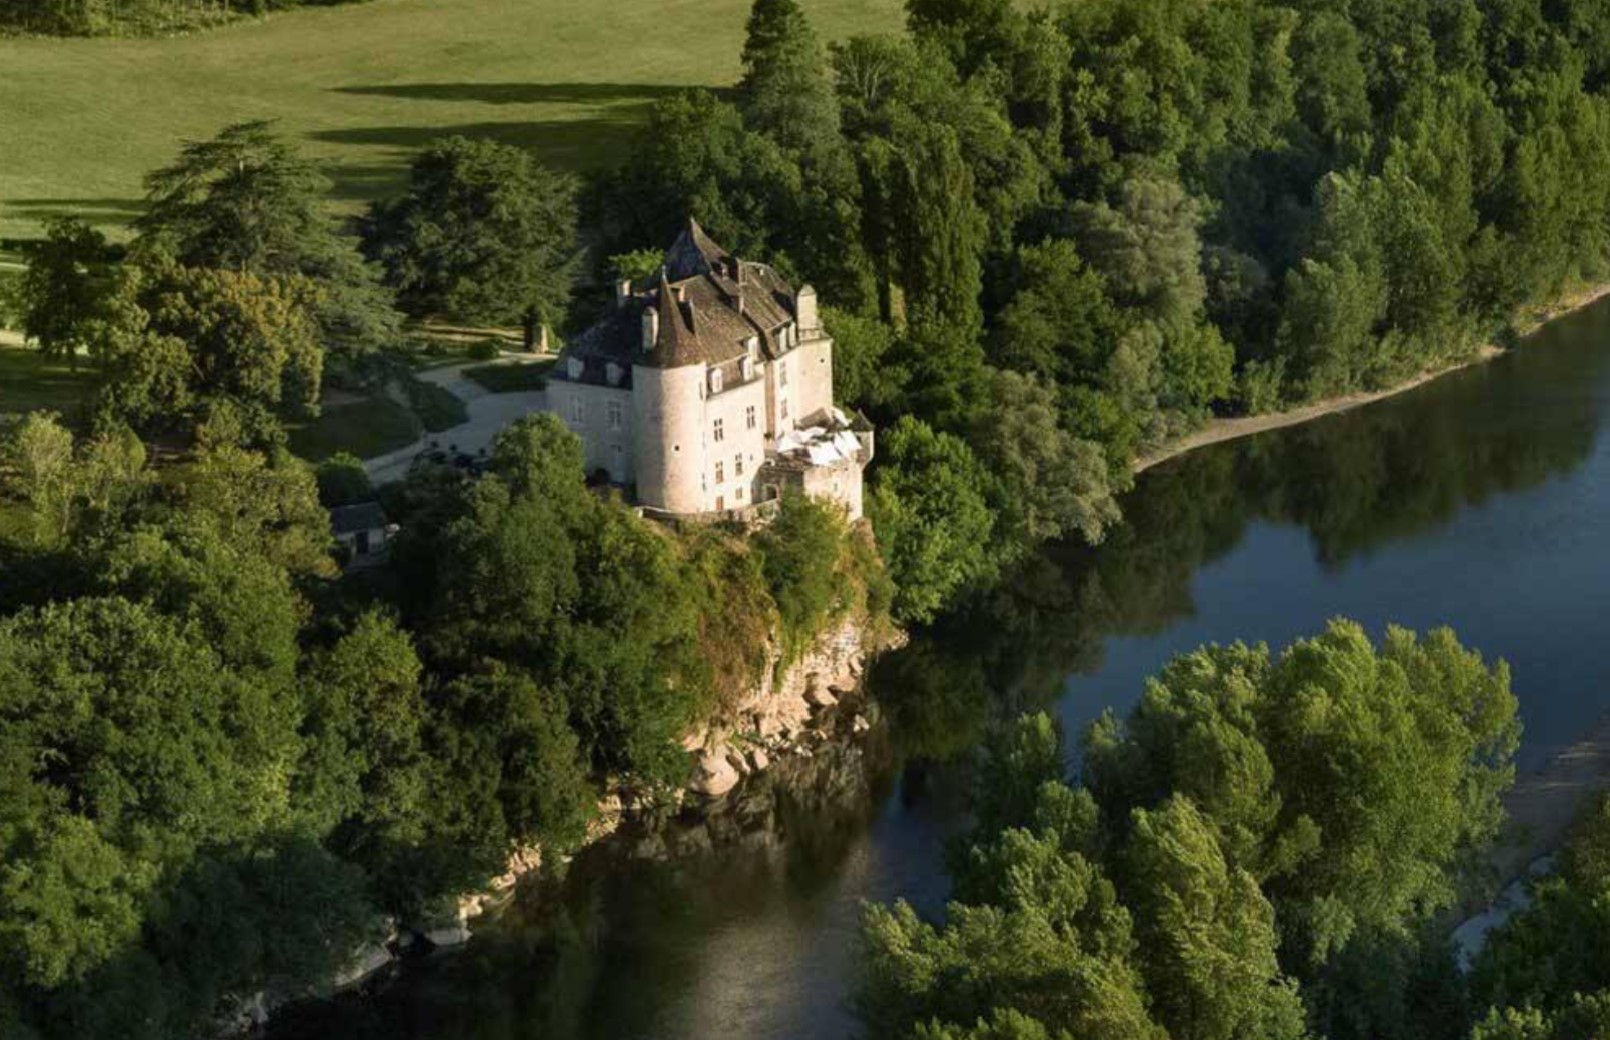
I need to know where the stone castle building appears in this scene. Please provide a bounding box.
[547,220,872,520]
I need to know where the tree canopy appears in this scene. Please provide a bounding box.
[362,136,579,347]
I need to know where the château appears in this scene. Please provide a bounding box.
[547,220,871,520]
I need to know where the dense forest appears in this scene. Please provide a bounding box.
[5,0,1610,1035]
[856,687,1610,1040]
[0,0,366,37]
[0,406,889,1037]
[583,0,1610,622]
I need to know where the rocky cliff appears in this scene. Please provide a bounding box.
[411,607,901,950]
[683,611,900,798]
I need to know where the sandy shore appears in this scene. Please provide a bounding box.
[1134,282,1610,476]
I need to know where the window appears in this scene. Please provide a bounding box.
[713,417,725,443]
[779,360,788,387]
[715,461,725,484]
[607,400,623,430]
[569,396,584,423]
[746,405,757,430]
[736,486,745,501]
[780,398,789,420]
[710,368,724,394]
[567,357,584,380]
[605,362,623,386]
[735,454,744,477]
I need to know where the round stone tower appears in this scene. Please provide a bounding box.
[632,362,705,514]
[632,275,707,513]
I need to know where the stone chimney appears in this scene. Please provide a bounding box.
[641,307,659,352]
[796,284,820,335]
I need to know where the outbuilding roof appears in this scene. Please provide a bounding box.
[329,501,388,536]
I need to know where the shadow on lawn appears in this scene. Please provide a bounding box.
[332,81,705,105]
[3,196,146,232]
[315,112,654,203]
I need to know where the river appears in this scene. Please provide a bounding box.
[272,296,1610,1040]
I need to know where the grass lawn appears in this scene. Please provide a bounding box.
[402,375,468,432]
[288,394,419,461]
[0,342,99,418]
[0,0,903,242]
[463,358,554,394]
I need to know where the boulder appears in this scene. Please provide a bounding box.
[334,942,395,990]
[689,749,741,797]
[425,925,472,949]
[804,684,838,709]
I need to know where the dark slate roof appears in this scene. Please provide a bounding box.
[330,502,388,535]
[557,220,803,380]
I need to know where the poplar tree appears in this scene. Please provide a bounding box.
[737,0,841,153]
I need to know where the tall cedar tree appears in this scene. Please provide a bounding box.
[134,120,401,355]
[362,136,579,350]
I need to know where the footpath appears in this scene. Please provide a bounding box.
[363,358,546,484]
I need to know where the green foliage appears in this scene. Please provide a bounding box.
[1085,621,1519,969]
[314,451,373,508]
[756,491,849,660]
[363,136,579,339]
[970,369,1119,549]
[1,0,367,36]
[862,622,1520,1040]
[869,416,997,624]
[0,596,302,988]
[0,412,148,550]
[134,120,400,356]
[12,216,116,370]
[608,249,663,283]
[1472,794,1610,1026]
[431,662,595,853]
[738,0,842,153]
[822,304,904,416]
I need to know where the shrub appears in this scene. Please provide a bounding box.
[756,492,849,660]
[315,451,373,507]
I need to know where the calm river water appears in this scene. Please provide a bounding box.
[275,297,1610,1040]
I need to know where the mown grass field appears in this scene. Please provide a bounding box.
[0,341,98,417]
[287,394,419,460]
[0,0,903,243]
[463,358,553,393]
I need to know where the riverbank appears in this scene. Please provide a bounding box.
[1492,715,1610,886]
[1134,282,1610,476]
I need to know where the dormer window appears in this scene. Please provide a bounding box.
[567,357,584,380]
[709,368,724,394]
[740,356,755,381]
[746,335,759,357]
[605,362,623,386]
